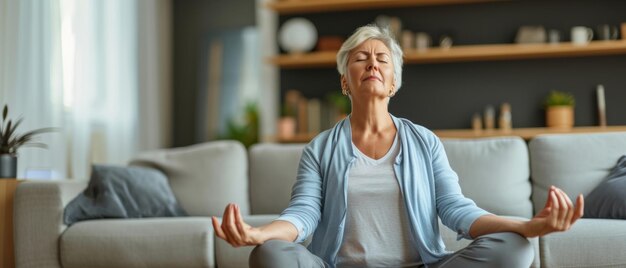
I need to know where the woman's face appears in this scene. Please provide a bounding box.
[342,39,395,100]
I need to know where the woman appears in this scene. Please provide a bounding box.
[212,25,584,268]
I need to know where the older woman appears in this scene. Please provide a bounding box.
[212,25,584,268]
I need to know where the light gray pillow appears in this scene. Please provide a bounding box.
[64,165,187,225]
[584,155,626,219]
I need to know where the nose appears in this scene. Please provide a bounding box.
[366,58,379,71]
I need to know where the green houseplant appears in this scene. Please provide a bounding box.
[544,91,575,128]
[219,102,259,148]
[326,92,351,122]
[0,104,55,178]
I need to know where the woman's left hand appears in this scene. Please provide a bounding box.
[523,186,584,237]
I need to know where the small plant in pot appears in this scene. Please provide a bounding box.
[326,92,351,123]
[0,104,55,178]
[277,104,296,140]
[544,91,575,128]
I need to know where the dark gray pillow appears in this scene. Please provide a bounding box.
[584,155,626,219]
[64,165,187,225]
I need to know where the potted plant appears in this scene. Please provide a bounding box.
[0,104,55,178]
[220,102,259,148]
[544,91,575,128]
[277,104,296,140]
[326,92,351,123]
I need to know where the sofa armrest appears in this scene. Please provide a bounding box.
[13,180,87,268]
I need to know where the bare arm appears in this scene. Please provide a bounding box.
[469,186,584,238]
[211,203,298,247]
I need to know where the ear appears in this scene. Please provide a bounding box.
[340,75,347,89]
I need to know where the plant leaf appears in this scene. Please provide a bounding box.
[21,127,57,137]
[2,105,7,121]
[2,120,12,146]
[4,118,23,146]
[21,142,48,149]
[13,135,33,147]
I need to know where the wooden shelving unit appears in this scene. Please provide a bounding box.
[434,126,626,140]
[268,0,626,143]
[276,126,626,143]
[277,133,318,143]
[269,40,626,68]
[267,0,503,14]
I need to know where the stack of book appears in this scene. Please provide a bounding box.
[281,89,349,140]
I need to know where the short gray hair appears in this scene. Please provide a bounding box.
[336,24,404,91]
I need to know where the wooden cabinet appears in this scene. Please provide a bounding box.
[0,179,21,268]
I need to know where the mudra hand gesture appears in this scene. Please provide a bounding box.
[523,186,584,237]
[212,203,264,247]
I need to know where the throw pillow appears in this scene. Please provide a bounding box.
[584,155,626,219]
[64,164,187,225]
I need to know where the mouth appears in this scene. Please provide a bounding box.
[362,75,382,82]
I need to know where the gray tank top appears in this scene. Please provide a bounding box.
[336,134,421,267]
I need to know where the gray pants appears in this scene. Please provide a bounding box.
[249,232,534,268]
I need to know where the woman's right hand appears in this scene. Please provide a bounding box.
[211,203,265,247]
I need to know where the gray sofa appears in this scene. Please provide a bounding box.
[13,132,626,268]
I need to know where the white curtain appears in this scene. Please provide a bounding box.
[0,0,171,180]
[0,0,66,179]
[256,0,279,142]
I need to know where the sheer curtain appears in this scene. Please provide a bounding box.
[0,0,171,179]
[0,0,66,179]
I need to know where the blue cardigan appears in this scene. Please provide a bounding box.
[276,114,489,266]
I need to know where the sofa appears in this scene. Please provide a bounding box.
[13,131,626,268]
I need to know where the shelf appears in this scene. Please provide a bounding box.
[434,126,626,140]
[276,133,318,143]
[267,0,503,14]
[269,40,626,68]
[276,126,626,143]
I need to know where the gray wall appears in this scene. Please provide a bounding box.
[280,0,626,129]
[173,0,256,146]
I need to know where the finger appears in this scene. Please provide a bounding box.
[548,190,560,228]
[557,188,574,208]
[221,204,236,245]
[571,194,585,224]
[555,189,569,229]
[556,188,574,229]
[544,186,554,209]
[212,216,227,241]
[226,204,243,245]
[234,205,248,240]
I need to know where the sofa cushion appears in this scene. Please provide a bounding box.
[64,165,187,225]
[249,143,305,214]
[60,217,214,268]
[130,141,248,217]
[529,132,626,214]
[442,137,533,218]
[539,219,626,267]
[585,155,626,219]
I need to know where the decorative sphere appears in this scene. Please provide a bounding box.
[278,18,318,54]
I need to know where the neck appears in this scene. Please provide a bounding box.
[349,99,393,134]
